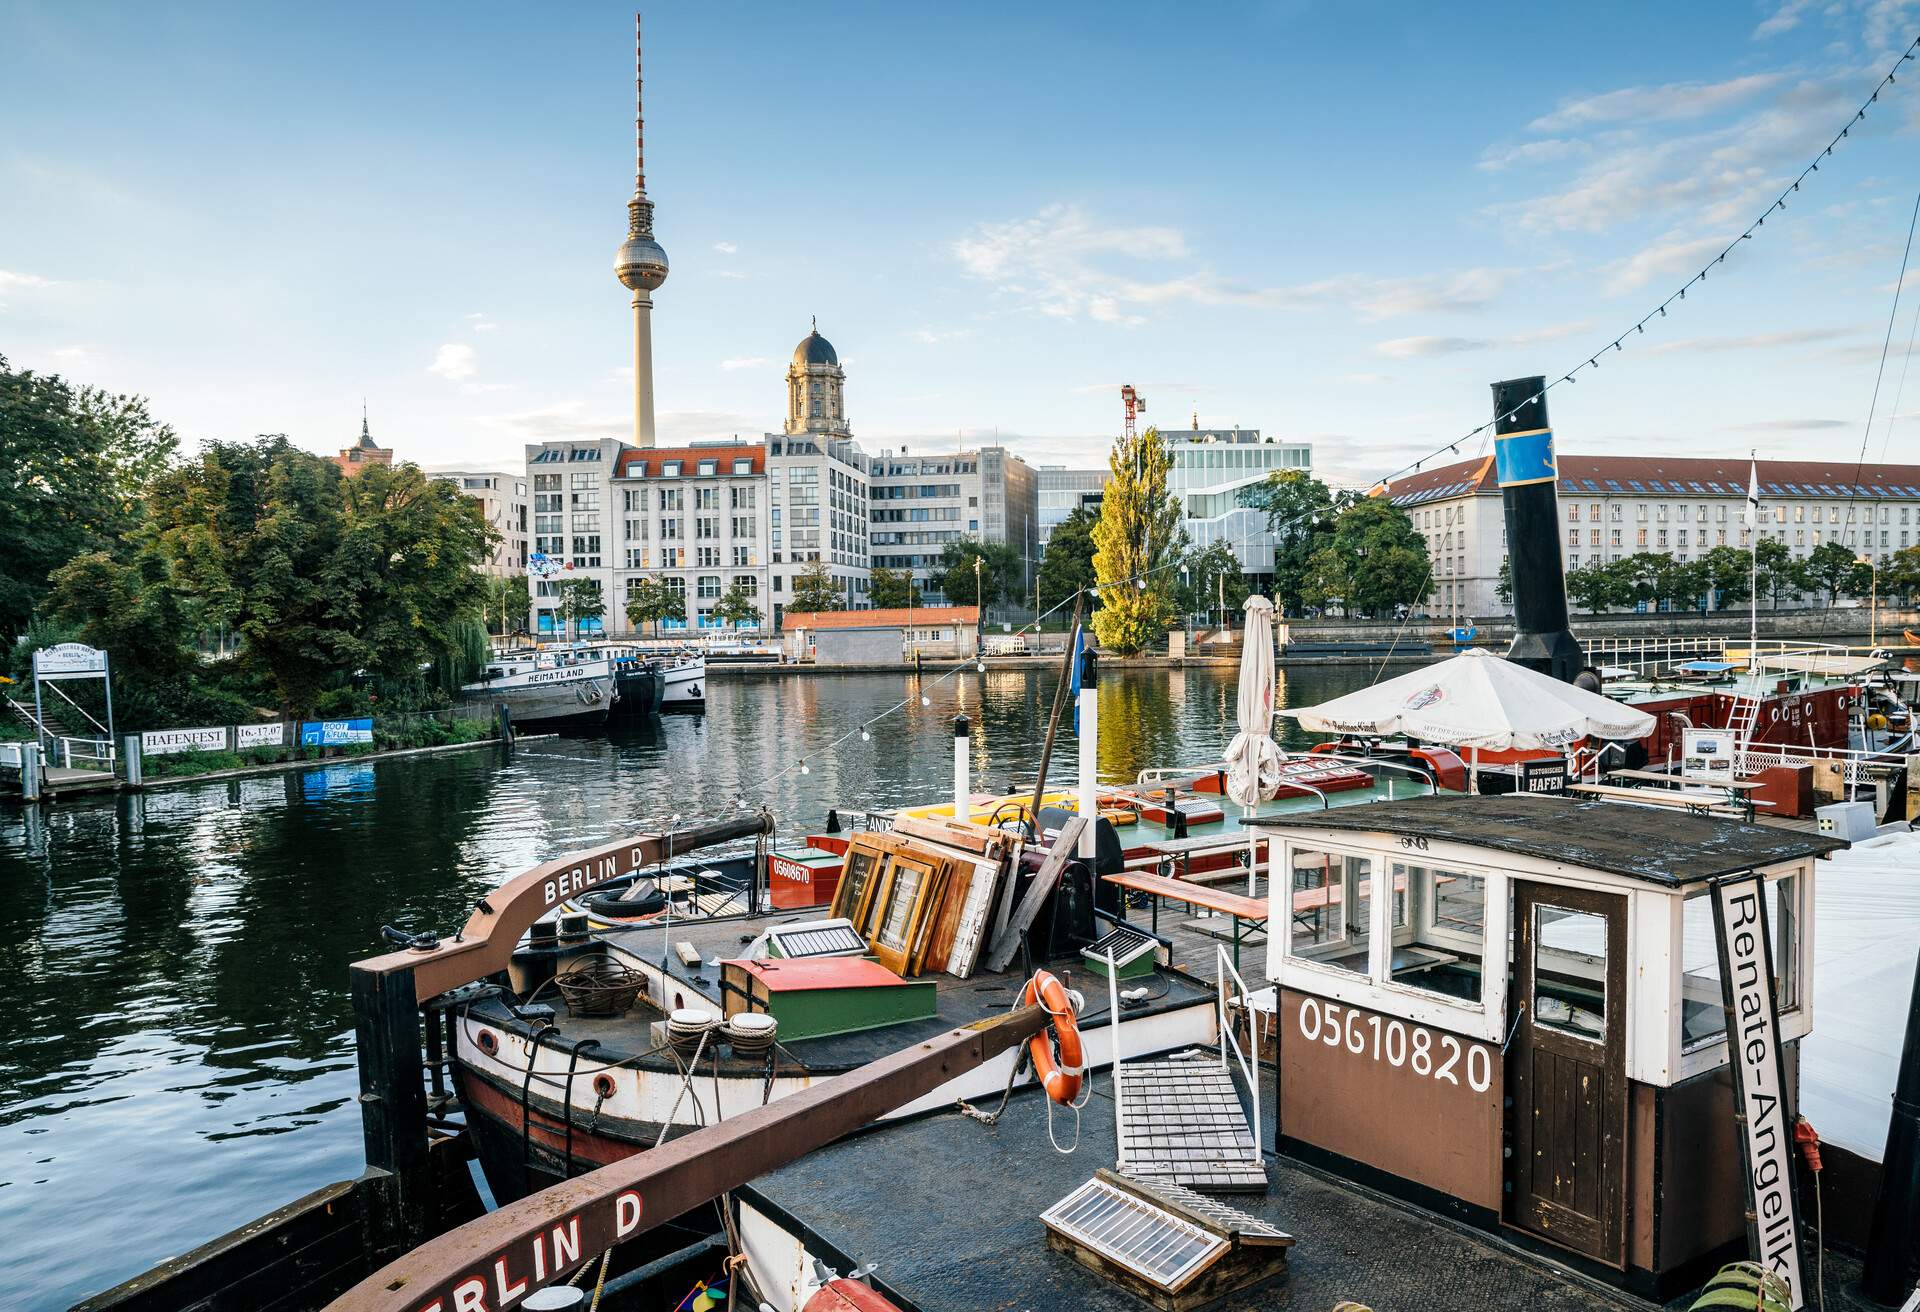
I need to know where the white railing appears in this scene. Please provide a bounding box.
[1215,943,1263,1171]
[1107,948,1126,1170]
[0,741,23,770]
[1584,633,1886,678]
[55,737,115,772]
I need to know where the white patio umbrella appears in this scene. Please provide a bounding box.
[1224,596,1283,893]
[1281,648,1655,792]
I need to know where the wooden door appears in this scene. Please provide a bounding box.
[1507,881,1628,1266]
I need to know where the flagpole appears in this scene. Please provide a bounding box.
[1746,454,1760,774]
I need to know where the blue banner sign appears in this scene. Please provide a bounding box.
[298,718,374,747]
[1494,426,1557,487]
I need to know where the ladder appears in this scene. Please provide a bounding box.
[1727,694,1761,770]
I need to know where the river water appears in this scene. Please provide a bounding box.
[0,662,1392,1309]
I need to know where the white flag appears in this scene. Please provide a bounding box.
[1745,457,1760,526]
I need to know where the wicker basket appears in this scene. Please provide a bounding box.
[554,958,647,1017]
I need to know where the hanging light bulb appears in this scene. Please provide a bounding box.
[799,759,810,775]
[920,693,931,706]
[860,724,871,741]
[1135,575,1147,590]
[976,658,986,673]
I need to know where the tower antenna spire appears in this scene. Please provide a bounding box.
[615,10,668,446]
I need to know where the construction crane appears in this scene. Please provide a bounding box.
[1120,384,1146,441]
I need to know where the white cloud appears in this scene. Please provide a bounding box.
[1529,73,1784,132]
[713,241,738,255]
[1733,417,1853,430]
[1604,234,1736,293]
[910,327,972,344]
[717,270,749,280]
[1643,327,1860,355]
[1476,138,1586,172]
[1754,0,1817,38]
[0,269,53,291]
[428,343,478,380]
[1376,336,1488,358]
[953,203,1522,325]
[477,400,627,442]
[720,356,768,371]
[467,312,499,333]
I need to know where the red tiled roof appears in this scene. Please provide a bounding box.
[615,444,766,478]
[781,606,980,631]
[1385,454,1920,505]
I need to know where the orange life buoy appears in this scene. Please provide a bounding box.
[1022,970,1083,1104]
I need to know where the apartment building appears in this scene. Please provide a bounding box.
[766,327,872,624]
[868,446,1039,604]
[1386,454,1920,617]
[429,469,528,577]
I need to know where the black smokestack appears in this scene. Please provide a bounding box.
[1492,376,1582,682]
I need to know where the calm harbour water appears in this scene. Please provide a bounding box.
[0,662,1390,1309]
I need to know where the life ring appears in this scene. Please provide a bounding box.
[1021,970,1083,1105]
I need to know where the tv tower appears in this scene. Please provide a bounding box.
[614,13,668,447]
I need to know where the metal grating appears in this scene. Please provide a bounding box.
[766,918,867,959]
[1041,1177,1226,1291]
[1084,925,1156,968]
[1120,1176,1289,1243]
[1118,1060,1267,1192]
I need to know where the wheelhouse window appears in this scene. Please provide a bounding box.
[1532,905,1607,1042]
[1679,876,1799,1051]
[1389,864,1487,1004]
[1288,847,1375,977]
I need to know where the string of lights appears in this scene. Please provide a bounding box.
[1369,34,1920,493]
[712,34,1920,819]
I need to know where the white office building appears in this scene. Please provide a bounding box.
[1166,428,1312,576]
[1386,453,1920,618]
[429,469,528,577]
[869,447,1038,604]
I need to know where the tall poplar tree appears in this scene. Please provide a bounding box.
[1091,426,1183,655]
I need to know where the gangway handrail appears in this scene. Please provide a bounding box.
[43,678,110,737]
[1215,943,1263,1171]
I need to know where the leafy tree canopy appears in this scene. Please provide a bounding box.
[623,574,684,634]
[790,560,841,613]
[714,581,763,628]
[934,539,1021,610]
[0,355,177,638]
[867,564,920,609]
[1092,427,1184,654]
[1174,541,1250,622]
[1037,505,1097,616]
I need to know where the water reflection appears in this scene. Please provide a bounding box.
[0,661,1401,1308]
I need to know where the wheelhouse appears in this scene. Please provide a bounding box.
[1251,794,1843,1300]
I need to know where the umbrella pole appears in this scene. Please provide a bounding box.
[1470,745,1480,795]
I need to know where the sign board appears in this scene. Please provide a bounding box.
[1683,728,1738,785]
[1710,874,1805,1308]
[298,718,374,747]
[235,723,285,750]
[33,643,107,679]
[141,726,226,756]
[1520,757,1569,795]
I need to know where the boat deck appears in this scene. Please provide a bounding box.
[743,1067,1882,1312]
[470,907,1231,1077]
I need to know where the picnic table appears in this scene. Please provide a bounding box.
[1103,870,1268,968]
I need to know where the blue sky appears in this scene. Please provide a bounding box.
[4,1,1919,485]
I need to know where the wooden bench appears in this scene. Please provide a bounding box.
[1104,871,1267,967]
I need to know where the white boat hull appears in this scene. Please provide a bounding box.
[661,657,706,709]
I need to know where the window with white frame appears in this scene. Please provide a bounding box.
[1678,875,1799,1050]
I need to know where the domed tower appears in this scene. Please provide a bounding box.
[614,14,668,447]
[785,319,849,437]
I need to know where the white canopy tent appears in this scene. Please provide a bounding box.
[1281,648,1656,791]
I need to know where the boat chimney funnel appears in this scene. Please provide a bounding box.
[1491,376,1583,682]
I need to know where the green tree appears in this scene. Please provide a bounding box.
[1753,537,1798,608]
[1091,426,1184,654]
[623,574,683,635]
[1037,505,1098,618]
[1175,541,1250,624]
[0,355,178,638]
[1239,470,1338,615]
[328,461,494,693]
[1660,557,1710,611]
[790,560,841,613]
[1299,545,1353,615]
[714,581,763,629]
[934,539,1021,610]
[868,565,920,609]
[1796,541,1870,605]
[1564,560,1617,613]
[1616,552,1668,610]
[1881,544,1920,606]
[554,576,604,639]
[1495,557,1513,608]
[1698,546,1753,610]
[1329,498,1431,618]
[483,574,531,637]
